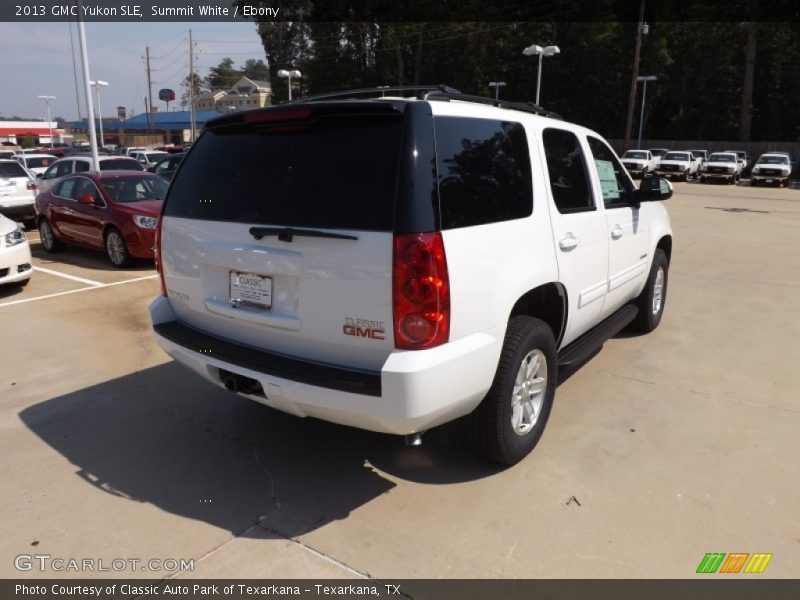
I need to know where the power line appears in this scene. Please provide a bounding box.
[150,37,187,61]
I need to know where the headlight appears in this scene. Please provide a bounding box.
[4,227,26,247]
[752,167,761,174]
[132,215,158,229]
[727,167,736,173]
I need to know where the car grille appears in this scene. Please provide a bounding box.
[663,165,678,171]
[761,169,780,176]
[710,167,727,173]
[623,162,639,169]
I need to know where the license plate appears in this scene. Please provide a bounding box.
[229,271,272,310]
[765,179,773,183]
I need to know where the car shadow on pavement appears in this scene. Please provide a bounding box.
[29,242,154,272]
[19,362,502,538]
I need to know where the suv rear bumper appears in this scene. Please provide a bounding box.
[149,296,503,435]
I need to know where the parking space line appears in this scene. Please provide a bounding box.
[32,266,104,287]
[0,275,158,309]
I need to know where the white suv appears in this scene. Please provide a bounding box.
[150,87,673,465]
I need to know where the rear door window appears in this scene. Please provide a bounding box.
[434,117,533,229]
[74,161,90,173]
[542,128,595,213]
[164,114,403,231]
[55,178,78,200]
[0,162,28,178]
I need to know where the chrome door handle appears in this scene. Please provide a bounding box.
[559,234,579,251]
[610,225,623,239]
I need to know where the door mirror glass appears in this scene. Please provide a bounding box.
[638,177,673,201]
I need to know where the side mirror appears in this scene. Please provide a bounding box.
[77,194,95,205]
[637,177,673,202]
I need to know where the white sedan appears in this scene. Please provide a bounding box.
[0,213,32,287]
[14,153,58,177]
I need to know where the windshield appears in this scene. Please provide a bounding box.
[21,157,56,168]
[709,154,735,163]
[102,175,168,202]
[0,162,29,178]
[624,151,647,159]
[146,152,169,163]
[663,152,690,161]
[99,159,144,171]
[758,156,789,165]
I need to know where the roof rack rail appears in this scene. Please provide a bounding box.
[289,85,461,103]
[287,84,563,120]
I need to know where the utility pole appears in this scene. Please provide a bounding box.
[146,45,154,133]
[624,0,646,146]
[189,28,196,143]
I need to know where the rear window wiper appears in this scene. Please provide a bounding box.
[249,226,358,243]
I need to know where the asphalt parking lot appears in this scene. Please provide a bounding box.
[1,181,799,580]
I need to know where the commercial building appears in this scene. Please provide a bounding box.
[0,121,63,145]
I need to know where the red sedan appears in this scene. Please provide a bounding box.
[35,171,167,267]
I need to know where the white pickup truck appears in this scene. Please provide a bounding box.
[699,152,742,184]
[654,151,701,181]
[751,153,792,187]
[621,150,658,178]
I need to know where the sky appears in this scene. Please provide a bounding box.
[0,21,267,121]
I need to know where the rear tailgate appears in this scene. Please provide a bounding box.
[160,104,405,372]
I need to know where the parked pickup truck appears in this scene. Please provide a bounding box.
[751,153,792,187]
[654,151,701,181]
[699,152,742,184]
[621,150,657,178]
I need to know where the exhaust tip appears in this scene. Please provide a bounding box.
[223,376,238,393]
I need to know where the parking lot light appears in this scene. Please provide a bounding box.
[277,69,302,101]
[36,96,56,147]
[523,44,560,106]
[488,81,507,101]
[636,75,657,150]
[90,80,109,149]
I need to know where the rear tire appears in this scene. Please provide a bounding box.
[631,249,669,333]
[105,228,131,268]
[38,219,63,252]
[468,317,557,465]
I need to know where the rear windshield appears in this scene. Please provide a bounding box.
[102,176,168,202]
[0,162,29,178]
[21,157,56,168]
[163,115,403,230]
[99,159,143,171]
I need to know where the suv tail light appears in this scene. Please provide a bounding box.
[26,181,38,191]
[155,216,166,296]
[393,232,450,349]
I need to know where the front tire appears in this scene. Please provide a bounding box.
[105,228,131,268]
[468,317,557,465]
[631,249,669,333]
[38,219,63,252]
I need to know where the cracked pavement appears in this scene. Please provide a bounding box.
[1,181,799,579]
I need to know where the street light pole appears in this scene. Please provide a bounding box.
[522,44,560,106]
[488,81,507,101]
[637,75,657,150]
[90,80,109,149]
[277,69,302,101]
[76,0,99,171]
[37,95,56,146]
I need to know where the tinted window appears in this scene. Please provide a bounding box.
[22,157,56,169]
[100,159,143,171]
[55,160,73,177]
[56,178,78,199]
[164,115,403,230]
[102,176,168,202]
[587,137,635,208]
[0,162,28,178]
[543,129,594,213]
[434,117,532,229]
[74,160,90,173]
[73,178,102,201]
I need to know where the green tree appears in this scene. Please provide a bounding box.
[206,58,242,90]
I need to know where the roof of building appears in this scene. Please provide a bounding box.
[66,110,222,132]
